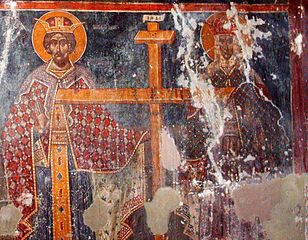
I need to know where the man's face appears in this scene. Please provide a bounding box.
[48,33,71,67]
[218,34,235,60]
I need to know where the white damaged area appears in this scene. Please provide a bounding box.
[0,204,22,236]
[171,3,290,194]
[171,5,226,185]
[0,1,25,83]
[18,192,33,207]
[226,2,272,82]
[226,4,290,141]
[83,196,110,232]
[294,33,303,56]
[160,128,182,170]
[232,174,307,240]
[144,187,180,235]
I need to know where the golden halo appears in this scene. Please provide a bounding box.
[32,11,87,63]
[201,13,250,60]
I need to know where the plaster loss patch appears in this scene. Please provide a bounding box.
[232,174,307,240]
[0,204,22,236]
[144,187,180,235]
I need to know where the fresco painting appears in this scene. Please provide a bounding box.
[0,1,306,240]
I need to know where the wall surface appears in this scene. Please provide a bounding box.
[0,1,306,240]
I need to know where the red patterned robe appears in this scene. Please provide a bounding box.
[1,64,147,239]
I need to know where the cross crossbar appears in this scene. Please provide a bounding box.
[55,88,191,104]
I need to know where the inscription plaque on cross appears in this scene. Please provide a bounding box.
[54,15,191,239]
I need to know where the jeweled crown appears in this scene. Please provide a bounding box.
[211,17,237,35]
[34,16,83,33]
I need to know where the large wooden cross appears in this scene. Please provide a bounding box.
[53,16,191,239]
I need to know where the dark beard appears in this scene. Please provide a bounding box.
[53,55,70,68]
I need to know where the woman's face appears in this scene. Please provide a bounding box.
[217,34,235,60]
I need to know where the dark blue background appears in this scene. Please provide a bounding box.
[0,11,291,136]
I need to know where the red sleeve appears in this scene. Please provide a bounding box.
[1,80,48,238]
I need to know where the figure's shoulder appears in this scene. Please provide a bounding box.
[25,64,57,86]
[24,65,45,80]
[206,61,219,74]
[74,64,95,78]
[200,61,217,78]
[18,65,54,93]
[72,64,96,87]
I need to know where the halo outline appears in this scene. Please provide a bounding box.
[32,10,87,63]
[200,13,250,60]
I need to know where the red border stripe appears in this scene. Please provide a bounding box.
[289,0,307,173]
[0,1,288,12]
[181,3,288,12]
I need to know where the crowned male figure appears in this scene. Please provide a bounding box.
[1,11,149,239]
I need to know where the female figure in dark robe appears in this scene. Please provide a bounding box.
[199,12,289,181]
[180,13,289,239]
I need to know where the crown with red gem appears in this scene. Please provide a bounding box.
[34,16,84,33]
[207,13,238,36]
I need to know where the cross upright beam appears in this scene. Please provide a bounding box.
[135,21,176,88]
[134,19,176,196]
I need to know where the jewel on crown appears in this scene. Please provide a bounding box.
[34,16,84,33]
